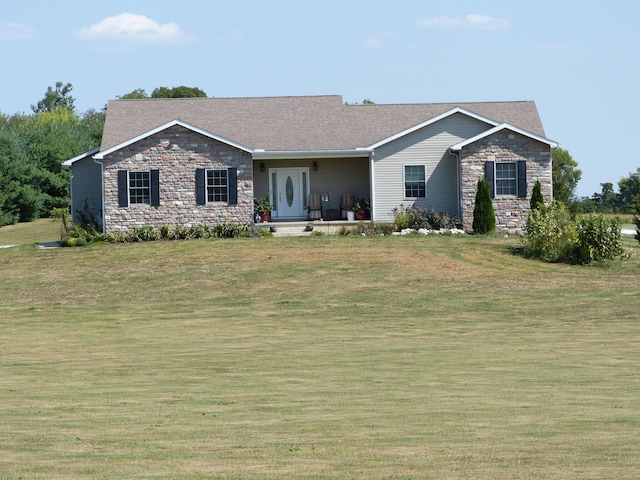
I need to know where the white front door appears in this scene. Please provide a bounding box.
[270,168,309,219]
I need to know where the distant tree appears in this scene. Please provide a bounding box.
[552,148,581,206]
[0,126,45,225]
[31,81,76,114]
[472,178,496,234]
[345,99,376,105]
[80,108,106,145]
[151,86,207,98]
[618,168,640,214]
[118,88,148,99]
[591,182,619,213]
[530,180,544,210]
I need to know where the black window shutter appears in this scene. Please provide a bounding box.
[517,160,527,198]
[228,168,238,205]
[118,170,129,207]
[150,170,160,206]
[484,161,495,199]
[195,168,206,205]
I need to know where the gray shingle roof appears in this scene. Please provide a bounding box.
[100,95,546,153]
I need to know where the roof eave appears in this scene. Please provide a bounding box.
[62,147,101,167]
[252,148,371,160]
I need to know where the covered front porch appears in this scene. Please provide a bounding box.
[252,153,371,222]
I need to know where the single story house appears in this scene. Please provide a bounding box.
[63,95,557,234]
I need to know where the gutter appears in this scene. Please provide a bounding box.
[252,148,371,160]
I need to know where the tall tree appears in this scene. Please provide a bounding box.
[618,168,640,214]
[31,81,76,114]
[552,148,581,205]
[118,88,148,99]
[151,86,207,98]
[591,182,619,213]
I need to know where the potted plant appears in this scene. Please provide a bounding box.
[353,198,370,220]
[254,193,273,223]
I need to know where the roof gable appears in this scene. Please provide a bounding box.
[366,107,499,149]
[95,119,253,159]
[450,123,558,151]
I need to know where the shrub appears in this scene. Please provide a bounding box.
[575,214,625,263]
[523,202,576,262]
[160,224,170,239]
[392,205,462,232]
[530,180,544,210]
[524,205,627,264]
[126,226,160,242]
[472,179,496,234]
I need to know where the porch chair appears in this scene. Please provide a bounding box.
[340,193,354,219]
[308,194,322,220]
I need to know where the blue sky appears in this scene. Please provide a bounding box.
[1,0,638,197]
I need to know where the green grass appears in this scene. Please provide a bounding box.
[1,223,640,479]
[0,218,60,246]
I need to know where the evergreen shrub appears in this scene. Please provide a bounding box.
[472,179,496,234]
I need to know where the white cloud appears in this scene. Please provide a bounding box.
[418,14,510,30]
[0,22,37,41]
[76,13,194,44]
[362,30,395,49]
[362,37,384,49]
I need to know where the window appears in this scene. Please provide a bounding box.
[207,169,228,202]
[484,161,527,199]
[404,165,426,198]
[495,163,517,196]
[129,171,150,204]
[195,168,238,206]
[118,170,159,207]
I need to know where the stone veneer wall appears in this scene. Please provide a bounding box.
[101,125,253,232]
[460,131,552,235]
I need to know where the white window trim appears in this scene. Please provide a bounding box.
[494,162,517,197]
[403,164,427,200]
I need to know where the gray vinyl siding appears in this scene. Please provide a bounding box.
[253,157,370,214]
[372,113,491,223]
[69,156,103,226]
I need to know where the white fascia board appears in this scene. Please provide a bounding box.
[93,119,253,159]
[62,147,101,167]
[252,149,371,160]
[367,107,500,150]
[450,123,559,151]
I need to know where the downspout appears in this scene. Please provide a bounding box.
[449,148,461,220]
[369,150,375,221]
[92,156,106,234]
